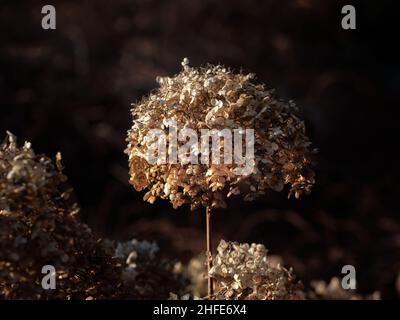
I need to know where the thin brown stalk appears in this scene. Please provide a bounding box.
[206,206,213,297]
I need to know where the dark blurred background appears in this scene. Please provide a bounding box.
[1,0,399,298]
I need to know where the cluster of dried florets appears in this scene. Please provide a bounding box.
[126,58,315,210]
[0,132,127,299]
[0,132,187,299]
[209,240,304,300]
[0,132,70,213]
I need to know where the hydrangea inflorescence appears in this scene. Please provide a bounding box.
[126,58,315,210]
[0,132,124,299]
[209,240,303,300]
[0,132,185,299]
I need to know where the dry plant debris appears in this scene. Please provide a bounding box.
[126,58,315,210]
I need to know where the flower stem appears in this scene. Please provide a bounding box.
[206,206,214,297]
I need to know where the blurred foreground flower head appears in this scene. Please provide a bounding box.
[0,132,68,211]
[0,132,125,299]
[126,58,315,210]
[0,132,186,299]
[209,240,304,300]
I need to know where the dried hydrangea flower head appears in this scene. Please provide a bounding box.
[126,58,315,297]
[126,58,314,209]
[0,132,68,212]
[209,240,304,300]
[0,132,184,299]
[0,132,126,299]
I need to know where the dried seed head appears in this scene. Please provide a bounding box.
[126,59,315,210]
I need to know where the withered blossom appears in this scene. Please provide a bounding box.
[0,132,126,299]
[209,240,304,300]
[126,58,315,211]
[0,132,184,299]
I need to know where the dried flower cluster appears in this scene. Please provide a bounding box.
[0,133,70,213]
[209,240,303,299]
[0,132,186,299]
[0,132,127,299]
[126,58,315,210]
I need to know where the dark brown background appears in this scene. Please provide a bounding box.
[1,0,399,298]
